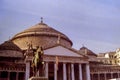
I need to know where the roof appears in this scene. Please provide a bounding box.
[0,40,22,52]
[79,46,97,57]
[97,53,106,57]
[0,40,23,58]
[44,44,88,59]
[11,22,73,46]
[108,52,115,55]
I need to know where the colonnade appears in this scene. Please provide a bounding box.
[46,62,90,80]
[25,61,91,80]
[0,71,25,80]
[91,72,120,80]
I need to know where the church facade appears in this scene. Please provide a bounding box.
[0,20,120,80]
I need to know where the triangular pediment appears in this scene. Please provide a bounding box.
[44,45,84,57]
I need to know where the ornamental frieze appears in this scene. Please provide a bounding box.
[43,55,88,63]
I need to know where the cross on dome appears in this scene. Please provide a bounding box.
[41,17,43,23]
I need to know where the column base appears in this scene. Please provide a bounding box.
[28,77,48,80]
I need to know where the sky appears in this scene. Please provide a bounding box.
[0,0,120,53]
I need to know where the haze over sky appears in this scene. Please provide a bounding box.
[0,0,120,53]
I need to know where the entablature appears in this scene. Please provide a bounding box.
[43,55,88,63]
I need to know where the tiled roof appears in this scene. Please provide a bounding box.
[79,46,97,56]
[12,22,72,45]
[0,40,22,52]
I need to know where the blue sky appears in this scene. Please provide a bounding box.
[0,0,120,53]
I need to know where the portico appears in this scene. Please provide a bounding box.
[42,52,90,80]
[43,45,91,80]
[24,45,91,80]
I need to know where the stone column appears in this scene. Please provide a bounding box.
[118,72,119,78]
[45,62,49,78]
[79,64,83,80]
[63,63,67,80]
[25,62,30,80]
[8,72,10,80]
[16,72,18,80]
[111,72,113,79]
[98,73,100,80]
[71,63,75,80]
[104,73,106,80]
[86,64,91,80]
[68,64,71,80]
[54,63,57,80]
[91,74,93,80]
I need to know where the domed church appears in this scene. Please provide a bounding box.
[0,19,120,80]
[11,20,72,50]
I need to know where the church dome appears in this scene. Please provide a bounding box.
[0,40,23,58]
[11,21,73,50]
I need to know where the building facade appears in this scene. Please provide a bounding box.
[0,20,120,80]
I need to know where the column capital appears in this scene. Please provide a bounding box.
[63,62,67,64]
[45,61,49,63]
[71,63,75,65]
[86,63,89,65]
[79,63,82,65]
